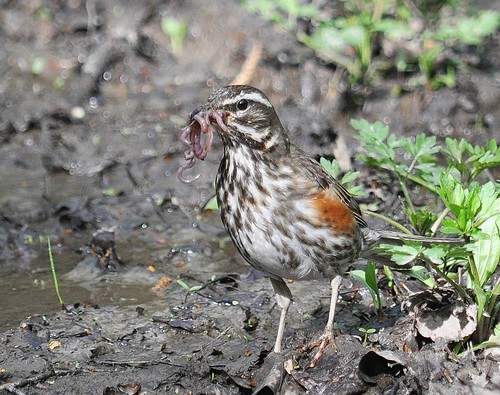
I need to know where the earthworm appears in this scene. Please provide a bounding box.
[177,111,226,183]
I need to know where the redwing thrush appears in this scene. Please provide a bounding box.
[178,85,461,364]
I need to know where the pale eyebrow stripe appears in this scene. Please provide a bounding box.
[221,91,273,108]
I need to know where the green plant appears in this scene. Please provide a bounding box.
[352,119,442,215]
[350,261,383,315]
[352,118,500,350]
[176,278,203,293]
[240,0,413,84]
[203,194,219,211]
[432,10,500,45]
[300,6,413,84]
[241,0,499,88]
[319,157,366,197]
[161,17,188,55]
[31,57,46,75]
[48,237,66,310]
[240,0,320,29]
[358,326,377,347]
[416,10,499,88]
[417,43,457,89]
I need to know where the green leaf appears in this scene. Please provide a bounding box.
[445,138,500,183]
[438,173,465,217]
[103,187,118,197]
[275,0,320,19]
[176,279,203,292]
[176,279,191,291]
[419,44,444,79]
[365,261,379,295]
[320,158,366,197]
[349,269,365,283]
[349,263,383,310]
[471,189,500,286]
[341,170,360,184]
[434,10,500,45]
[404,265,436,288]
[408,133,440,158]
[473,231,500,287]
[320,157,340,178]
[383,265,394,288]
[407,209,438,235]
[300,23,362,77]
[373,19,414,40]
[161,17,189,55]
[379,243,421,266]
[241,0,283,23]
[352,119,401,170]
[422,246,447,264]
[351,119,389,142]
[441,218,461,235]
[31,57,46,75]
[336,24,368,48]
[203,195,219,211]
[444,138,462,163]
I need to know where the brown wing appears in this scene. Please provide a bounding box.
[289,144,367,229]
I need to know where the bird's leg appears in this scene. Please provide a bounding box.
[269,277,293,354]
[306,275,342,367]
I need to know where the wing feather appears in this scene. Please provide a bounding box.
[289,145,367,228]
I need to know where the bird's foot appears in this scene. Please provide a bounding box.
[300,327,336,368]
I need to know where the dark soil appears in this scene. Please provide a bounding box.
[0,1,499,394]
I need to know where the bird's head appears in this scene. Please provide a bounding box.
[190,85,290,152]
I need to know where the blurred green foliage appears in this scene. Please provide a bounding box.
[240,0,500,88]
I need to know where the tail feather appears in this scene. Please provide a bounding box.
[360,229,464,268]
[374,230,464,245]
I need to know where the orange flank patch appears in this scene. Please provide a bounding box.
[310,191,358,236]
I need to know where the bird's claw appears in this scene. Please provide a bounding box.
[300,327,336,368]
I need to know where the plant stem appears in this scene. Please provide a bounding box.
[422,256,473,304]
[405,173,438,194]
[431,207,450,235]
[364,210,412,234]
[458,339,500,356]
[372,0,385,22]
[397,174,416,213]
[47,238,66,310]
[407,154,419,174]
[468,254,481,287]
[485,281,500,330]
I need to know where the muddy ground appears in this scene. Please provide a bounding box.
[0,1,499,394]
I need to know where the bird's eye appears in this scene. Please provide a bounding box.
[236,99,248,111]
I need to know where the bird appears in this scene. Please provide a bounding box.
[178,85,462,365]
